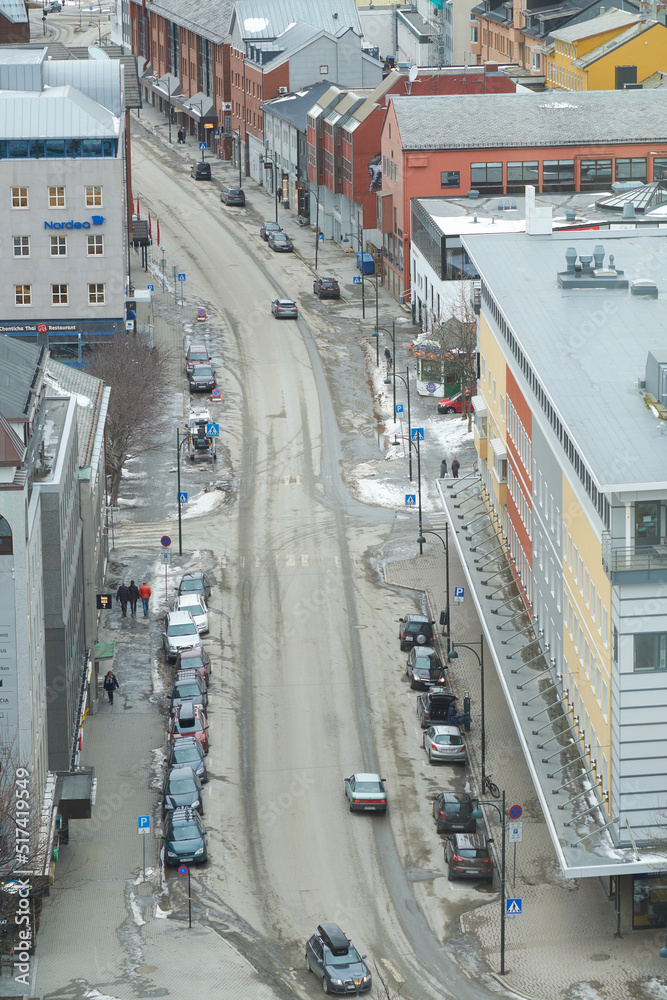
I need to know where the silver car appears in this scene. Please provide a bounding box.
[422,725,467,765]
[162,610,203,663]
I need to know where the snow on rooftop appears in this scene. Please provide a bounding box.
[243,16,269,31]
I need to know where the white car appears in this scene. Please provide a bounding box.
[173,594,209,635]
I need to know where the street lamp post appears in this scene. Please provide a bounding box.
[372,329,379,367]
[448,635,486,786]
[408,436,423,550]
[237,127,243,186]
[471,792,507,976]
[415,525,451,654]
[384,368,412,480]
[166,76,172,144]
[161,246,166,292]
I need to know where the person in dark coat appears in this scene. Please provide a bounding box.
[128,581,140,618]
[116,582,130,617]
[103,670,119,704]
[440,458,448,478]
[451,456,460,478]
[384,347,392,370]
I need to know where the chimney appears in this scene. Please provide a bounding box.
[525,184,553,235]
[565,247,577,272]
[622,202,636,219]
[593,244,605,269]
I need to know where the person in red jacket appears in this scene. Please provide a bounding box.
[138,582,151,617]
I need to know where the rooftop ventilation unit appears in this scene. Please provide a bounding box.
[631,279,658,298]
[557,246,629,289]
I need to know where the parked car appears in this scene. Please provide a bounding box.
[174,647,211,685]
[188,363,216,393]
[268,231,294,253]
[432,792,476,834]
[43,1,62,11]
[406,647,444,689]
[343,773,387,814]
[162,610,202,664]
[170,668,208,712]
[162,765,204,816]
[305,923,372,994]
[437,391,473,415]
[190,161,211,180]
[163,807,207,865]
[260,221,281,240]
[167,700,210,753]
[417,688,458,729]
[220,184,245,206]
[177,572,212,600]
[166,736,208,783]
[398,613,435,651]
[313,277,340,299]
[173,594,209,634]
[422,725,467,765]
[271,298,298,319]
[185,344,211,373]
[444,832,493,882]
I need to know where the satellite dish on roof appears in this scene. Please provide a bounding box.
[409,65,419,83]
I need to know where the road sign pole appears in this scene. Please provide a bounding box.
[176,428,183,555]
[513,842,516,888]
[188,870,192,929]
[143,833,146,883]
[501,789,506,975]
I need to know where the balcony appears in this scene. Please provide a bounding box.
[602,532,667,584]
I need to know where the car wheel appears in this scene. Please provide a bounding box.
[306,954,312,973]
[322,978,330,994]
[445,407,455,414]
[428,749,434,765]
[447,867,456,882]
[349,803,354,812]
[409,679,416,690]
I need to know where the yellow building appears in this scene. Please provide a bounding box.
[545,9,667,91]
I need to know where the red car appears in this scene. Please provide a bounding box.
[437,391,473,415]
[168,701,210,754]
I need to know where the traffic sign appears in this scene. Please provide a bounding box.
[411,427,424,441]
[137,815,150,835]
[396,403,404,414]
[454,586,465,603]
[206,423,219,437]
[178,865,189,876]
[318,234,323,241]
[506,898,522,915]
[509,804,523,820]
[162,551,171,564]
[147,284,154,292]
[353,276,361,284]
[161,535,171,547]
[179,492,188,504]
[508,822,523,843]
[177,273,186,282]
[211,388,222,401]
[214,131,220,137]
[199,142,207,149]
[405,495,416,507]
[426,382,437,393]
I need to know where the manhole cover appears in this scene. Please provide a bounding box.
[136,965,158,974]
[589,954,610,962]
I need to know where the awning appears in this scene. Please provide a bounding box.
[180,92,218,125]
[490,437,507,460]
[471,395,487,415]
[93,641,115,660]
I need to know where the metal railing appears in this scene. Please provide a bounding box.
[602,532,667,578]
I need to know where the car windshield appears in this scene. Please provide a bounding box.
[325,947,361,967]
[322,280,337,286]
[406,622,428,634]
[167,777,196,794]
[189,352,208,362]
[444,801,465,814]
[278,301,295,307]
[176,717,203,733]
[180,654,205,668]
[354,781,381,792]
[192,366,213,377]
[435,734,463,746]
[172,747,200,762]
[170,821,202,841]
[169,623,198,637]
[180,579,202,592]
[174,683,200,698]
[273,234,288,241]
[456,848,488,859]
[180,603,202,617]
[265,223,279,230]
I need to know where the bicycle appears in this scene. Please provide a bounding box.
[482,773,500,799]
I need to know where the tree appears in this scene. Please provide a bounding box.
[86,336,176,505]
[432,284,478,432]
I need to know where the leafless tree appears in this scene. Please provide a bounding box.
[87,336,177,504]
[372,961,404,1000]
[432,284,478,432]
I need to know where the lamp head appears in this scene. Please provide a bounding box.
[471,807,483,820]
[417,535,426,545]
[447,649,459,661]
[384,377,392,384]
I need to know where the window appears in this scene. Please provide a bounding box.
[88,283,105,304]
[615,157,646,183]
[507,161,538,194]
[13,236,29,256]
[15,284,31,306]
[49,186,65,208]
[11,187,28,208]
[50,235,67,256]
[580,159,612,190]
[603,607,608,647]
[85,185,102,207]
[542,160,575,192]
[52,283,68,305]
[470,162,503,194]
[319,65,328,74]
[470,25,478,43]
[87,234,104,255]
[531,52,541,71]
[634,632,667,672]
[0,516,12,555]
[654,157,667,182]
[441,170,460,188]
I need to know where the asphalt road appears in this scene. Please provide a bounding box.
[129,131,504,1000]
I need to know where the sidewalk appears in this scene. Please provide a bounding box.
[385,524,667,1000]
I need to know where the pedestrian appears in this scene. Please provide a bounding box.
[451,456,460,479]
[177,128,182,144]
[103,669,119,705]
[138,581,151,617]
[384,347,392,370]
[128,580,139,617]
[116,582,130,617]
[440,458,448,478]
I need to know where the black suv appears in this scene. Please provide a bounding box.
[398,614,435,651]
[444,832,493,882]
[171,668,208,711]
[313,277,340,299]
[191,161,211,180]
[432,792,476,834]
[305,923,372,994]
[416,688,457,728]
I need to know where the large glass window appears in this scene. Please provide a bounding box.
[634,873,667,929]
[580,159,612,190]
[441,170,460,188]
[506,160,539,194]
[444,238,477,280]
[634,632,667,672]
[470,162,503,194]
[654,157,667,181]
[615,158,646,182]
[542,160,575,192]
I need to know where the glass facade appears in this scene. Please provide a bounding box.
[470,162,503,194]
[506,161,539,194]
[542,160,575,192]
[0,139,116,158]
[580,159,612,190]
[616,157,647,182]
[633,873,667,928]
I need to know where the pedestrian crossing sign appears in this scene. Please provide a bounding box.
[506,898,522,916]
[405,495,416,507]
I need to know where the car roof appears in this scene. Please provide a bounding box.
[352,772,382,782]
[412,646,437,656]
[176,594,203,605]
[169,807,202,823]
[166,610,197,624]
[452,832,487,849]
[181,572,205,581]
[277,299,296,305]
[174,668,202,680]
[169,735,202,749]
[187,344,208,352]
[405,613,430,622]
[318,923,350,953]
[166,764,197,779]
[429,724,463,735]
[441,792,472,802]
